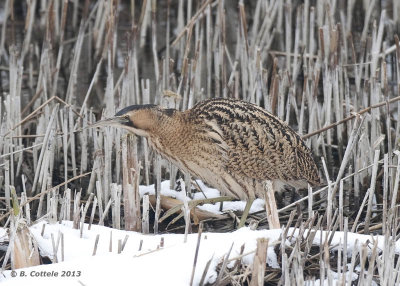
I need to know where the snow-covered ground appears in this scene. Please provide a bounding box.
[1,221,399,285]
[0,221,400,285]
[0,181,399,285]
[0,221,282,285]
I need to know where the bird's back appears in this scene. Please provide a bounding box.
[188,98,320,190]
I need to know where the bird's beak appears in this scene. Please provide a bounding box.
[88,116,129,129]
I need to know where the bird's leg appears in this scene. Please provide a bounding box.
[265,181,281,229]
[237,198,255,228]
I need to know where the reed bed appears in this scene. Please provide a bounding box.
[0,0,400,284]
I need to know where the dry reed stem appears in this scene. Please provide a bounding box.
[171,0,214,47]
[364,150,380,234]
[265,181,281,229]
[190,223,203,286]
[92,234,99,256]
[249,238,268,286]
[142,194,150,234]
[12,221,40,269]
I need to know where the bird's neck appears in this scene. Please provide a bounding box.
[147,110,192,159]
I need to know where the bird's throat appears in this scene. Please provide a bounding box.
[147,111,192,165]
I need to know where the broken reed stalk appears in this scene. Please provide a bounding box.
[89,197,97,230]
[180,179,191,243]
[72,191,81,229]
[121,135,141,231]
[109,231,112,252]
[8,189,40,269]
[50,233,58,263]
[364,150,380,234]
[142,194,150,234]
[265,181,281,229]
[92,234,100,256]
[250,238,269,286]
[121,235,129,252]
[190,223,203,286]
[153,155,162,234]
[80,193,94,237]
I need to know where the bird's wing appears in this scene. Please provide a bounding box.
[190,98,320,188]
[208,115,319,187]
[202,119,230,161]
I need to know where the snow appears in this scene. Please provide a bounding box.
[1,220,399,285]
[0,228,7,243]
[1,180,399,285]
[0,221,281,286]
[139,179,265,214]
[307,270,378,286]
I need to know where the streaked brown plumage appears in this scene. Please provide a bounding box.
[93,98,320,226]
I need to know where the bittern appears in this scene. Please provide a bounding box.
[93,98,320,228]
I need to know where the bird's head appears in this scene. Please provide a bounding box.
[90,104,161,137]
